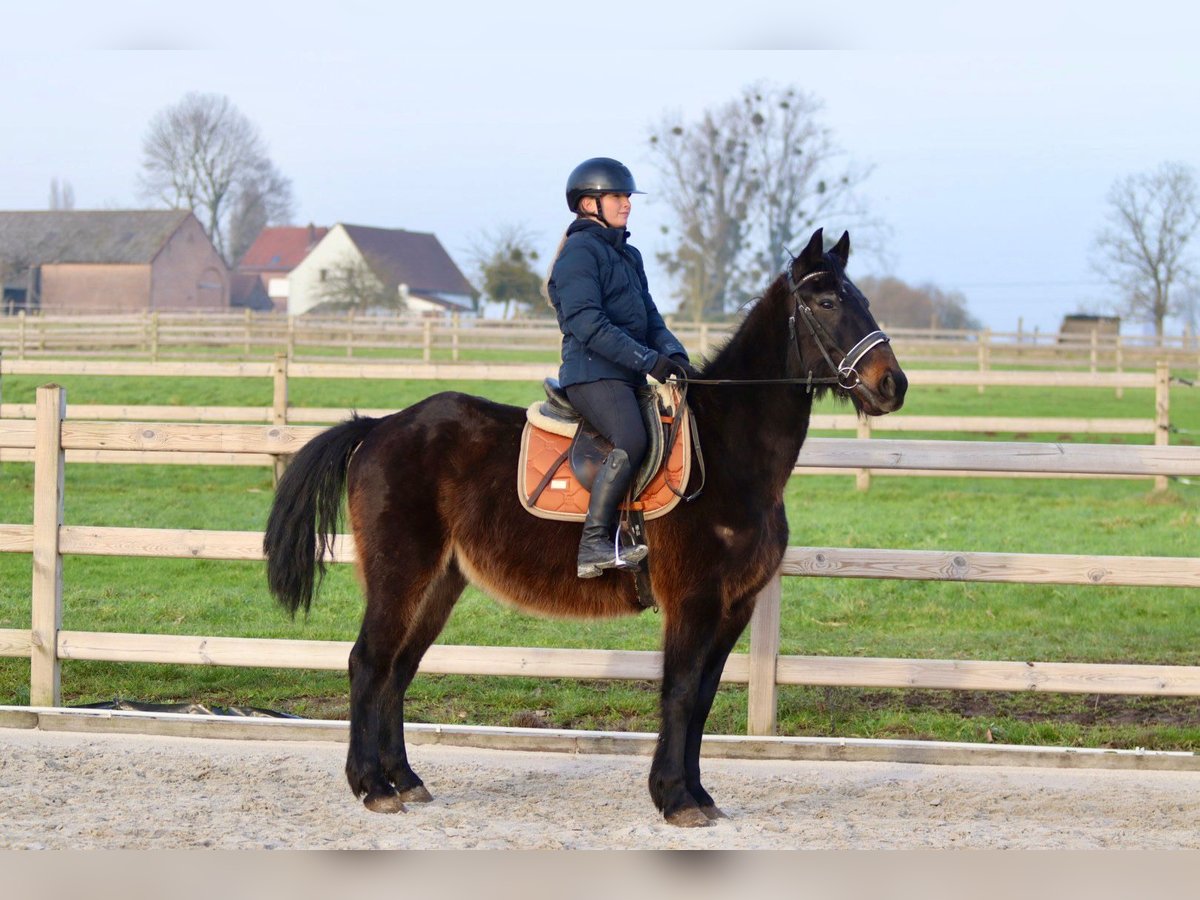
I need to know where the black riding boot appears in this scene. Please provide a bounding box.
[577,449,648,579]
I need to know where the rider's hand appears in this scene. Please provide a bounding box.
[649,355,687,383]
[670,355,701,380]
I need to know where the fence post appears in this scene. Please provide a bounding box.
[747,570,782,735]
[346,310,355,359]
[978,329,990,394]
[1115,337,1124,400]
[1154,360,1170,492]
[699,323,709,359]
[423,320,433,362]
[1089,329,1099,375]
[272,353,290,485]
[451,313,460,362]
[31,384,66,707]
[150,311,160,362]
[243,308,252,357]
[856,416,872,491]
[286,315,296,360]
[17,310,26,360]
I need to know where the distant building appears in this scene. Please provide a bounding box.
[236,224,328,312]
[288,223,477,316]
[0,210,227,314]
[229,273,273,311]
[1059,314,1120,340]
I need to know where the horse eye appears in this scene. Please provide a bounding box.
[819,299,836,311]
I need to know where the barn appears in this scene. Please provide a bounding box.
[0,209,228,314]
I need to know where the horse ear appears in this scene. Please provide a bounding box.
[800,228,825,271]
[831,231,850,267]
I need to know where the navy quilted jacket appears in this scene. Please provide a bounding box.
[547,219,687,387]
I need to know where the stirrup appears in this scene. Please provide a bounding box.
[577,532,647,579]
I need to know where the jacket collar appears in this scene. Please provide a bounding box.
[568,217,629,249]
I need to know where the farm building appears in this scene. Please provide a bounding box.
[1059,313,1120,339]
[236,224,328,312]
[287,223,477,316]
[229,273,273,311]
[0,210,228,314]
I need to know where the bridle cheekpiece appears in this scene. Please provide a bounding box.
[786,267,890,393]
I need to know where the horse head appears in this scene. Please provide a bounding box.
[787,228,907,415]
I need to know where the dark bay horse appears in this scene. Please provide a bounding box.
[263,228,907,827]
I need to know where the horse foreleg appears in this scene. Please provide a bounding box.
[649,611,719,828]
[682,597,757,820]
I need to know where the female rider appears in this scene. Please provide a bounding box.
[546,157,696,578]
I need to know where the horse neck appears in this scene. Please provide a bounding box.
[690,287,816,503]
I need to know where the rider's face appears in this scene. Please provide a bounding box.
[585,193,632,228]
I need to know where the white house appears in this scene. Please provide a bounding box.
[287,223,476,316]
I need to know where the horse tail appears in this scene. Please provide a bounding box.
[264,414,381,617]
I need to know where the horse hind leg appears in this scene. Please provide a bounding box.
[347,552,465,814]
[376,562,467,806]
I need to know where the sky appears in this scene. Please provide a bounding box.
[5,3,1200,334]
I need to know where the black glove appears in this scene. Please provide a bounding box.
[649,354,686,383]
[670,354,701,380]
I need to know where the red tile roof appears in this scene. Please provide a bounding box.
[237,225,328,271]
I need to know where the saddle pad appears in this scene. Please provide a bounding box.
[517,407,692,523]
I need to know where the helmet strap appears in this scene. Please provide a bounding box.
[583,194,611,228]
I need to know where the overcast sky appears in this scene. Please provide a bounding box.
[5,3,1199,333]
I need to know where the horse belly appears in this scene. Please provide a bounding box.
[451,533,643,620]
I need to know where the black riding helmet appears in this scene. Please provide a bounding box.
[565,158,644,218]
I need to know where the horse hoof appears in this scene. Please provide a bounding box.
[665,807,712,828]
[396,784,434,803]
[363,792,407,814]
[700,805,727,820]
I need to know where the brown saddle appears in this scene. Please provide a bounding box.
[518,378,692,522]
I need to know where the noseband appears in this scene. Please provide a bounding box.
[787,269,890,392]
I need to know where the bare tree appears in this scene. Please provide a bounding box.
[316,260,398,314]
[469,224,545,318]
[229,159,293,265]
[741,84,878,283]
[49,178,75,210]
[856,275,981,330]
[648,100,756,321]
[647,83,877,320]
[138,92,294,264]
[1092,161,1200,339]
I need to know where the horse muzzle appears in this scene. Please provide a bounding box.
[852,353,907,416]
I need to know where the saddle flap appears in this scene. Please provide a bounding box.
[519,392,692,523]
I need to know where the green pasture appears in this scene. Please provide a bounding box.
[0,369,1198,749]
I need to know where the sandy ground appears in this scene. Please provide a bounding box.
[3,726,1200,850]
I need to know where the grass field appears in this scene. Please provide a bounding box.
[0,367,1198,749]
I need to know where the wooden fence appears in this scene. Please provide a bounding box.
[1,385,1198,736]
[0,356,1181,489]
[1,310,1198,371]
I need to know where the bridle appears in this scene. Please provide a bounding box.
[786,269,891,392]
[659,265,891,504]
[678,266,891,394]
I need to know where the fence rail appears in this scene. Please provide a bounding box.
[1,310,1198,370]
[2,385,1198,736]
[1,357,1180,489]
